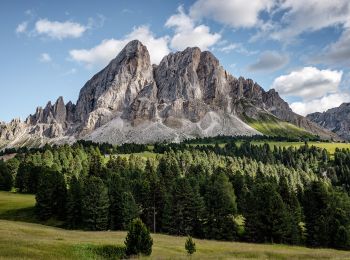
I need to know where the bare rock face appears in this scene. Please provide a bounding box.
[75,40,154,133]
[0,40,341,149]
[307,103,350,140]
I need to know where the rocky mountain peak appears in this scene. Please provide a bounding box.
[0,40,342,148]
[74,40,154,133]
[307,102,350,140]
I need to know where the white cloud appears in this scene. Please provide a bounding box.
[314,28,350,65]
[219,43,239,53]
[190,0,275,28]
[39,53,52,63]
[272,67,342,100]
[69,25,170,67]
[248,51,289,72]
[166,6,221,50]
[35,19,87,39]
[271,0,350,40]
[290,93,350,116]
[16,21,28,33]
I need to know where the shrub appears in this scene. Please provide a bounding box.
[125,218,153,256]
[185,236,196,255]
[91,245,126,259]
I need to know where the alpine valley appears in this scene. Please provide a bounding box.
[0,40,339,149]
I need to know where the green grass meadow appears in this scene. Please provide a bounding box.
[1,191,350,259]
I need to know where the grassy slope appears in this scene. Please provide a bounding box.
[2,220,350,260]
[0,191,36,222]
[242,114,314,139]
[251,141,350,156]
[1,192,350,259]
[189,141,350,156]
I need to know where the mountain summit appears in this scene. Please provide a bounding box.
[307,103,350,140]
[0,40,339,148]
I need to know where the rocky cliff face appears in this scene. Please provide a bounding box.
[307,103,350,140]
[0,40,340,148]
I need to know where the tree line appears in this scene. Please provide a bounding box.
[0,139,350,250]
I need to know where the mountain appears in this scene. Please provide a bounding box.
[0,40,339,148]
[307,103,350,140]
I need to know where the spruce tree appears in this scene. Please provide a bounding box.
[185,236,196,255]
[204,170,238,240]
[124,218,153,256]
[107,173,124,230]
[121,191,139,229]
[303,181,330,247]
[81,176,109,230]
[35,168,67,220]
[245,182,289,244]
[66,176,83,228]
[0,160,13,191]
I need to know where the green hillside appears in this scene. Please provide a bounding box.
[243,113,315,139]
[1,191,350,259]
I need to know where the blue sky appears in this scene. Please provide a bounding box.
[1,0,350,122]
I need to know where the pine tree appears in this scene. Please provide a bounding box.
[204,170,238,240]
[66,176,83,228]
[124,218,153,256]
[81,176,109,230]
[121,191,139,230]
[107,173,124,230]
[303,181,330,247]
[35,168,67,220]
[163,177,204,236]
[0,160,13,191]
[185,236,196,255]
[245,182,289,244]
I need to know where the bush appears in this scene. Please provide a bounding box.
[125,218,153,256]
[185,236,196,255]
[91,244,126,259]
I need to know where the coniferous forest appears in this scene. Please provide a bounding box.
[1,138,350,250]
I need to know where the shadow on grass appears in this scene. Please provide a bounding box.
[0,207,36,222]
[0,207,65,227]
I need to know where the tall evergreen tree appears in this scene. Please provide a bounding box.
[204,170,238,240]
[107,172,124,230]
[35,168,67,220]
[121,191,139,230]
[81,176,109,230]
[303,181,330,247]
[66,176,83,228]
[0,160,13,191]
[245,182,289,244]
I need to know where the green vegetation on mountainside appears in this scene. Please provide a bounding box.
[243,113,315,139]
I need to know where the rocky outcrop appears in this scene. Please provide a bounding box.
[307,103,350,140]
[0,40,341,149]
[75,40,154,133]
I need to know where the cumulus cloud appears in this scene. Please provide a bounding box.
[271,67,342,100]
[290,93,350,116]
[248,51,289,72]
[35,19,87,39]
[190,0,275,28]
[271,0,350,40]
[39,53,52,63]
[69,25,170,67]
[313,28,350,65]
[16,21,28,33]
[166,6,221,50]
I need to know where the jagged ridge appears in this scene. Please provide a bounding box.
[0,40,340,148]
[307,103,350,140]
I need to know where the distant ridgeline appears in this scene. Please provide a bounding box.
[0,136,350,250]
